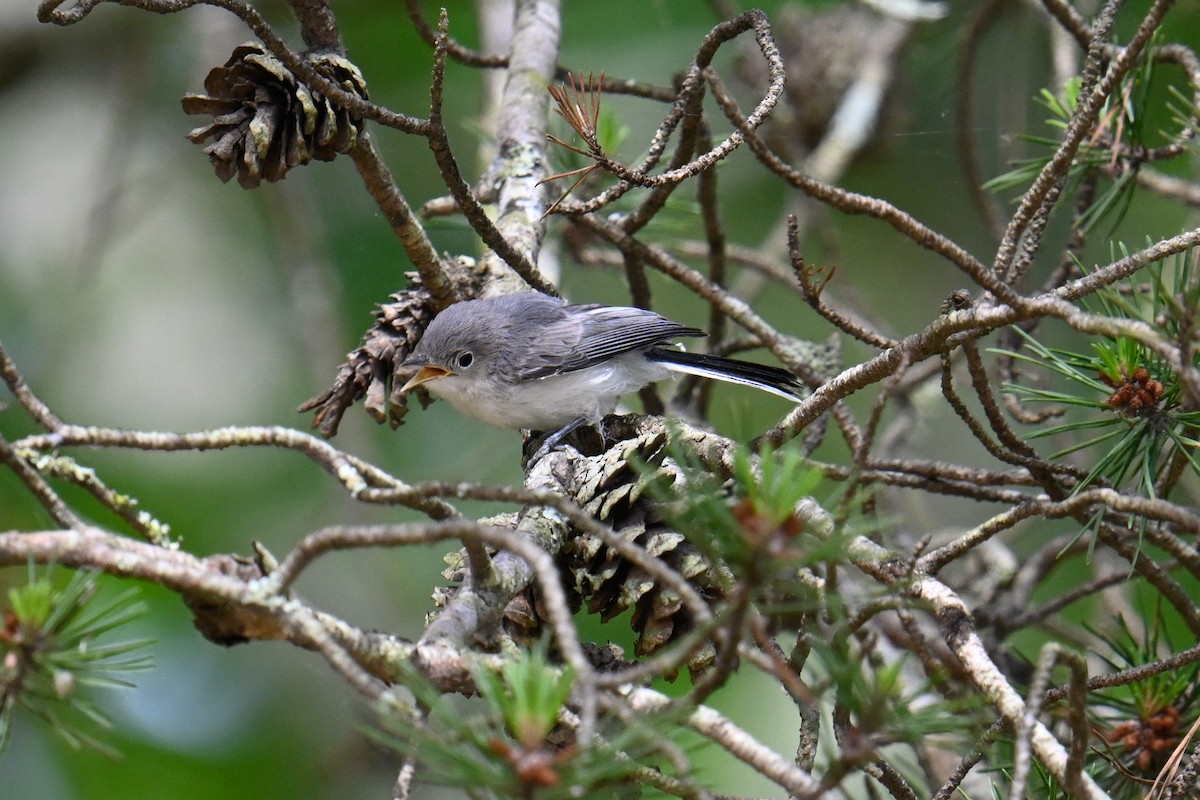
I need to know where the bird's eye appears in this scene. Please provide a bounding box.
[456,351,474,369]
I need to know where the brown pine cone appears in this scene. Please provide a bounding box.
[181,43,368,188]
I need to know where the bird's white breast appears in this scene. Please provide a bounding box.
[427,353,672,431]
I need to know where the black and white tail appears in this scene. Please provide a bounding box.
[645,347,804,402]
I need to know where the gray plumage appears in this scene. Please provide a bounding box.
[401,292,802,432]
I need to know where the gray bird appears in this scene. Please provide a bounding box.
[400,292,803,446]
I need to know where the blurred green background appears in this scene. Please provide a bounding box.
[1,1,1197,798]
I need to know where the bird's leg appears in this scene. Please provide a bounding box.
[527,417,591,463]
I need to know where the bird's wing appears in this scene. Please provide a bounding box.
[515,304,704,379]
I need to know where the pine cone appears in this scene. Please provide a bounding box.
[299,276,437,437]
[564,427,729,677]
[432,423,732,678]
[182,43,369,188]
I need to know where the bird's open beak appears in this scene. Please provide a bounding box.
[400,365,454,393]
